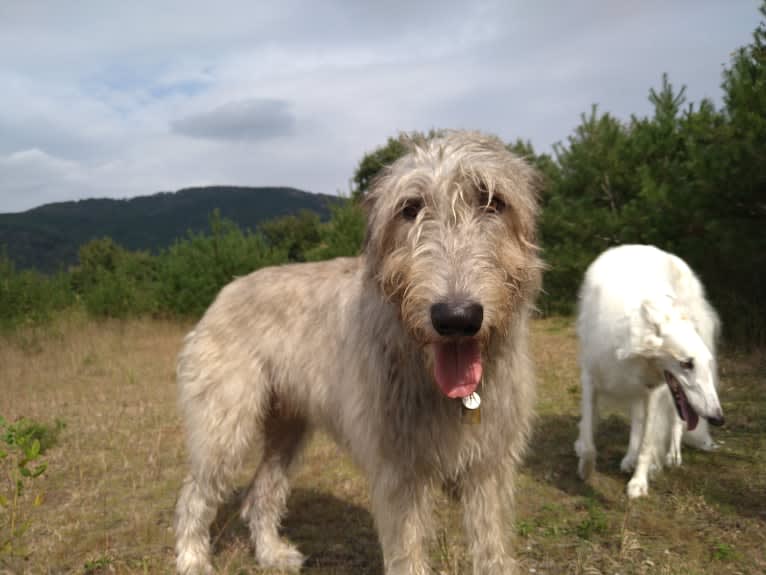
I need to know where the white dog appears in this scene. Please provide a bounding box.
[574,244,724,498]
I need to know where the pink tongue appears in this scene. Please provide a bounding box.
[679,391,699,431]
[433,340,483,399]
[680,395,700,431]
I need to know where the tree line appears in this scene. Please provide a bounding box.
[1,5,763,344]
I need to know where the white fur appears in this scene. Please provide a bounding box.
[573,244,723,498]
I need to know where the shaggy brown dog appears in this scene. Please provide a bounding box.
[174,131,543,575]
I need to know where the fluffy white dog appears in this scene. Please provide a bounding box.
[574,244,724,498]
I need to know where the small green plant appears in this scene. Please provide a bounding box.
[0,415,63,558]
[711,541,735,561]
[574,498,608,540]
[516,519,533,537]
[83,555,114,574]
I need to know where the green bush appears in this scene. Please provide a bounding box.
[0,251,73,330]
[70,238,159,318]
[156,210,287,316]
[306,199,365,261]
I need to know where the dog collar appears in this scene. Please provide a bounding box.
[461,392,481,424]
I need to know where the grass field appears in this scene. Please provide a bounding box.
[1,314,764,574]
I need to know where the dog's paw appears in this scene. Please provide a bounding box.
[684,435,717,452]
[626,476,649,499]
[665,445,682,467]
[257,539,305,572]
[577,454,596,480]
[575,438,596,480]
[620,453,637,473]
[176,552,215,575]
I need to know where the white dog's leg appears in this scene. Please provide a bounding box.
[372,472,431,575]
[462,473,518,575]
[621,400,645,473]
[666,415,684,467]
[627,387,664,498]
[575,369,598,480]
[683,417,717,451]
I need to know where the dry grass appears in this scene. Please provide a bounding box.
[0,313,763,574]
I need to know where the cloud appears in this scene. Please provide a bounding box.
[0,149,86,212]
[0,0,759,213]
[171,98,295,141]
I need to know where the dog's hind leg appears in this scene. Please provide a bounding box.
[175,373,267,575]
[575,369,598,480]
[621,400,646,473]
[241,413,308,572]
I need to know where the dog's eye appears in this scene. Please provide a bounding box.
[479,190,505,214]
[680,358,694,371]
[400,198,424,221]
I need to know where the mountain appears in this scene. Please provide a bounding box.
[0,186,337,272]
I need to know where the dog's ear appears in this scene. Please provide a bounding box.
[361,186,387,259]
[616,299,665,360]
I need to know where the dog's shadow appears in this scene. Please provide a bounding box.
[525,413,766,522]
[523,413,638,502]
[211,487,383,574]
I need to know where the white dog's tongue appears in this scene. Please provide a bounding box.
[679,393,700,431]
[433,340,482,399]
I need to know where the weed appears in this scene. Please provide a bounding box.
[83,555,114,574]
[0,416,62,559]
[711,541,735,561]
[574,499,608,540]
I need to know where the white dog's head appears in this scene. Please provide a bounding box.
[621,296,724,430]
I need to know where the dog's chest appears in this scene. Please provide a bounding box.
[376,386,494,475]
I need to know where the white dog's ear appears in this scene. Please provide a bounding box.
[617,300,665,359]
[640,299,667,334]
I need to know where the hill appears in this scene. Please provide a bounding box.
[0,186,337,272]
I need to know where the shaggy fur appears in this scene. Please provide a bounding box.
[174,131,543,574]
[574,244,724,498]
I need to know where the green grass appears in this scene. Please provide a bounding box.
[0,316,764,574]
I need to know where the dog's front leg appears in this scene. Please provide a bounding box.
[627,386,664,498]
[461,472,518,575]
[371,473,431,575]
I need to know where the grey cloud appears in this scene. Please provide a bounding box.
[0,115,105,161]
[171,99,295,141]
[0,0,759,213]
[0,149,85,213]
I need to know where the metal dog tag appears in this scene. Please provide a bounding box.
[461,392,481,424]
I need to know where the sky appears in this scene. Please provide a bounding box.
[0,0,760,213]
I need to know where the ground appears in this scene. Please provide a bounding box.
[0,314,763,574]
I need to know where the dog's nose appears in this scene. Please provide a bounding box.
[430,301,483,337]
[707,411,725,427]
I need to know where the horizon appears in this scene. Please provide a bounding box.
[0,184,329,216]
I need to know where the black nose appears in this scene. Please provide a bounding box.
[430,301,484,337]
[707,415,725,427]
